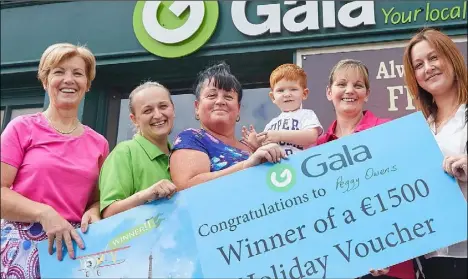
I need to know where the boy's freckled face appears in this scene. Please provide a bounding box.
[270,79,309,112]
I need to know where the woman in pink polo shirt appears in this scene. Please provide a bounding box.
[1,43,109,278]
[317,59,415,279]
[316,59,390,145]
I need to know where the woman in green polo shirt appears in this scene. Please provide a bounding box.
[99,81,177,218]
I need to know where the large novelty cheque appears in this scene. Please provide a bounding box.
[38,112,467,278]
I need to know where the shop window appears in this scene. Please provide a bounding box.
[116,98,136,144]
[237,88,280,138]
[114,88,279,146]
[1,106,43,132]
[10,107,43,120]
[0,109,4,129]
[1,88,45,132]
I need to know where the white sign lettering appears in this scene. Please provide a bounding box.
[231,1,376,36]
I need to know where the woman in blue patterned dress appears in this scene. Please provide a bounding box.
[170,62,286,190]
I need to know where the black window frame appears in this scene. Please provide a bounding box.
[1,87,45,131]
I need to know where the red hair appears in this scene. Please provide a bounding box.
[270,64,307,90]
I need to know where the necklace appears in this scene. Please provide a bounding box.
[43,113,80,135]
[337,113,363,137]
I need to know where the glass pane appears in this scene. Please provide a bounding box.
[170,94,199,142]
[236,88,280,138]
[10,107,42,120]
[115,88,279,145]
[116,99,135,144]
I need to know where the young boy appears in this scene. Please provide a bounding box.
[242,64,323,156]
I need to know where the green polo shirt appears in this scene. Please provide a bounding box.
[99,134,171,212]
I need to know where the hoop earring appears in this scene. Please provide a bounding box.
[236,115,240,122]
[195,114,200,121]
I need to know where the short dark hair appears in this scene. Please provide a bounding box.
[193,61,243,103]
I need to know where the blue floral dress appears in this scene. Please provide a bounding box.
[1,220,80,279]
[172,128,250,171]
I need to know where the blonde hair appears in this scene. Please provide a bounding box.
[128,81,173,135]
[270,63,307,90]
[403,28,467,119]
[37,43,96,89]
[328,59,370,89]
[128,81,173,115]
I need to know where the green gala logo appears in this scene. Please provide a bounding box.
[267,164,296,192]
[133,1,219,58]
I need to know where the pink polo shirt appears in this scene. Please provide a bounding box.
[1,113,109,223]
[317,111,415,279]
[317,110,391,145]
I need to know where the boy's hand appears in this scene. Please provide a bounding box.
[242,125,262,151]
[257,131,281,145]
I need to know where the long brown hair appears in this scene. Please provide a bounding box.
[403,28,467,119]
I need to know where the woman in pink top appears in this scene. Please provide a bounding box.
[317,59,415,279]
[1,43,109,278]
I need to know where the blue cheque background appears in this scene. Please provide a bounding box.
[38,112,467,278]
